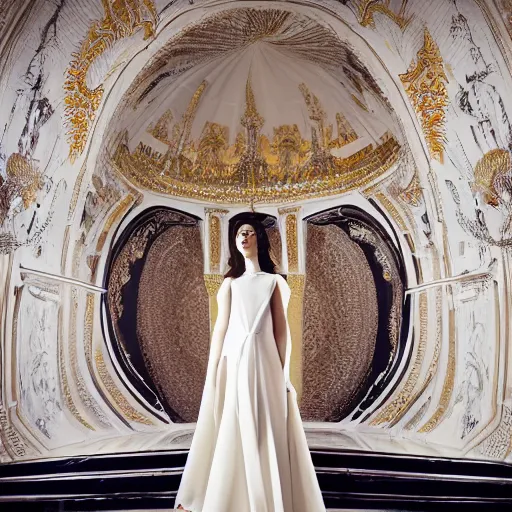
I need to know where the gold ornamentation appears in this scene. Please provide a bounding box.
[354,0,412,30]
[370,291,428,426]
[287,274,305,402]
[472,149,512,206]
[285,214,299,273]
[58,307,94,431]
[375,192,408,231]
[332,113,358,147]
[399,28,448,162]
[96,193,135,251]
[95,349,153,424]
[419,294,456,433]
[114,134,399,204]
[148,109,173,145]
[0,153,44,225]
[84,293,95,370]
[398,171,423,207]
[116,67,399,203]
[69,288,111,427]
[207,213,223,274]
[64,0,157,161]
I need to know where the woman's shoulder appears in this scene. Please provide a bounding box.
[217,277,233,295]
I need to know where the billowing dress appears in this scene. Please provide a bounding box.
[174,272,325,512]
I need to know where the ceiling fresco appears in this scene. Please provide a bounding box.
[0,0,511,466]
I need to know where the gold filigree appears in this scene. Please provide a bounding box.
[208,215,221,273]
[354,0,412,29]
[287,274,305,402]
[94,349,153,424]
[473,149,512,206]
[64,0,157,161]
[285,214,299,273]
[0,153,44,225]
[399,29,448,162]
[418,295,456,433]
[370,291,428,425]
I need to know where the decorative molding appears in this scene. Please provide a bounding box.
[399,29,448,163]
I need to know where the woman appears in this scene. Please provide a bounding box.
[175,217,325,512]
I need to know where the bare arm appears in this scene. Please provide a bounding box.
[270,283,287,369]
[205,278,232,383]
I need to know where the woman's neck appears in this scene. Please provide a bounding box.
[244,257,261,274]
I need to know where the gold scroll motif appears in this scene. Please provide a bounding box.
[204,273,224,336]
[287,274,305,402]
[418,294,457,433]
[473,149,512,206]
[94,349,153,424]
[64,0,157,161]
[370,291,428,426]
[399,29,448,163]
[354,0,412,30]
[114,79,399,204]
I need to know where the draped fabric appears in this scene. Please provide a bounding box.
[174,272,325,512]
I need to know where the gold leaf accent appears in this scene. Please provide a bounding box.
[64,0,157,161]
[473,149,512,206]
[94,349,153,425]
[355,0,412,30]
[418,296,456,433]
[399,28,448,162]
[370,291,428,425]
[209,215,221,273]
[285,214,299,273]
[96,194,135,252]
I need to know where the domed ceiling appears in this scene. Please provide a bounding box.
[108,9,400,203]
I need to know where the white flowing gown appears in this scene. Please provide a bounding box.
[174,272,326,512]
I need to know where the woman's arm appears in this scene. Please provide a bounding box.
[205,278,232,384]
[270,282,287,369]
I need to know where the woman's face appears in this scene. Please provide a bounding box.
[235,224,258,257]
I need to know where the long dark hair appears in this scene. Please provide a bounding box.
[224,218,277,278]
